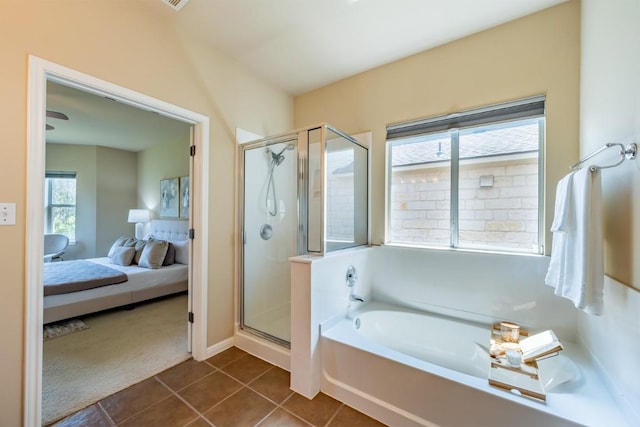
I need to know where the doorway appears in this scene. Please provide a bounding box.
[25,56,210,426]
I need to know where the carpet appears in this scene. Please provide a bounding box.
[42,293,191,426]
[43,319,89,341]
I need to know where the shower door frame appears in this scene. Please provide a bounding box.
[238,131,305,347]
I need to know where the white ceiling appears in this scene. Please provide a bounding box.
[168,0,567,95]
[46,82,192,151]
[46,0,567,150]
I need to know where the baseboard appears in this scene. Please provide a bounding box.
[204,337,235,359]
[234,330,290,371]
[203,331,291,372]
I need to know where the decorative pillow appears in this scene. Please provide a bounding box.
[163,242,175,266]
[107,236,129,258]
[138,239,169,269]
[173,240,189,264]
[109,246,135,266]
[123,237,138,248]
[133,239,147,264]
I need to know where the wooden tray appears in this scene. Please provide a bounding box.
[488,323,546,402]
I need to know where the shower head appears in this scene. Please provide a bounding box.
[269,143,295,165]
[274,143,295,157]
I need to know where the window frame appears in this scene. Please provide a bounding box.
[44,171,77,243]
[385,97,545,255]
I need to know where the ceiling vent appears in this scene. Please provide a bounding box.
[161,0,190,11]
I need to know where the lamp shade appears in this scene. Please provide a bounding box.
[128,209,151,223]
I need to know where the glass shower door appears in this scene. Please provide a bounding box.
[325,127,368,252]
[241,139,298,345]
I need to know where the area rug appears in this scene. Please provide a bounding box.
[42,293,191,426]
[43,319,89,341]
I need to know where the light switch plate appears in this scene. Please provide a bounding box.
[0,203,16,225]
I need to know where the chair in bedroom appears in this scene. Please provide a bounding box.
[43,234,69,262]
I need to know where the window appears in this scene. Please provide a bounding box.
[45,171,77,242]
[386,97,544,254]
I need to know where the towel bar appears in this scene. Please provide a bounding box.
[570,143,637,171]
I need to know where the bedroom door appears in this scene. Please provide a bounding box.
[187,126,194,353]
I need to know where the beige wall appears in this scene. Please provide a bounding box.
[580,0,640,287]
[96,146,139,256]
[138,138,190,217]
[45,144,139,259]
[47,140,190,260]
[0,1,292,424]
[45,144,99,260]
[578,0,640,418]
[173,19,293,351]
[294,1,581,251]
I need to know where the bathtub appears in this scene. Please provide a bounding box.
[354,307,491,380]
[320,302,629,427]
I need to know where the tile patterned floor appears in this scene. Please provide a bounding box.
[51,347,387,427]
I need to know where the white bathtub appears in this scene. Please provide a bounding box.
[320,302,629,427]
[354,308,490,380]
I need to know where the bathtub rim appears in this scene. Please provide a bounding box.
[320,300,631,427]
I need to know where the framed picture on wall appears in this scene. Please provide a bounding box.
[160,177,179,218]
[179,176,190,219]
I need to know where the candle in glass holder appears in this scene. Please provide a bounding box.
[500,321,520,343]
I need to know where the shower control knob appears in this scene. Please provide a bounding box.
[346,265,358,287]
[259,224,273,240]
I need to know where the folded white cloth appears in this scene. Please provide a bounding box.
[545,168,603,315]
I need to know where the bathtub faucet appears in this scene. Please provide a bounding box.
[346,265,364,302]
[349,292,365,303]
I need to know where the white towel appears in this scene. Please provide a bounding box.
[545,167,604,315]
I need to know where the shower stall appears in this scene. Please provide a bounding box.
[239,124,369,346]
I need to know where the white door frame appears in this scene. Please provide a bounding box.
[25,56,210,427]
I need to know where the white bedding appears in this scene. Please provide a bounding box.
[43,258,188,324]
[88,257,188,292]
[43,219,190,324]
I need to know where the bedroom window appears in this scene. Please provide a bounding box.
[386,96,545,254]
[45,171,77,242]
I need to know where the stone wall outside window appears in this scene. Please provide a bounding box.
[390,157,538,251]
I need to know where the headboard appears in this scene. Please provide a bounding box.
[148,219,189,241]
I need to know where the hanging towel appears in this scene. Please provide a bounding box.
[545,171,574,291]
[545,167,604,315]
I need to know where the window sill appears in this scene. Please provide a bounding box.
[382,242,545,258]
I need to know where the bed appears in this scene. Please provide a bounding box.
[43,219,190,324]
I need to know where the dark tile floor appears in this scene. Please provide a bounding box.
[51,347,387,427]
